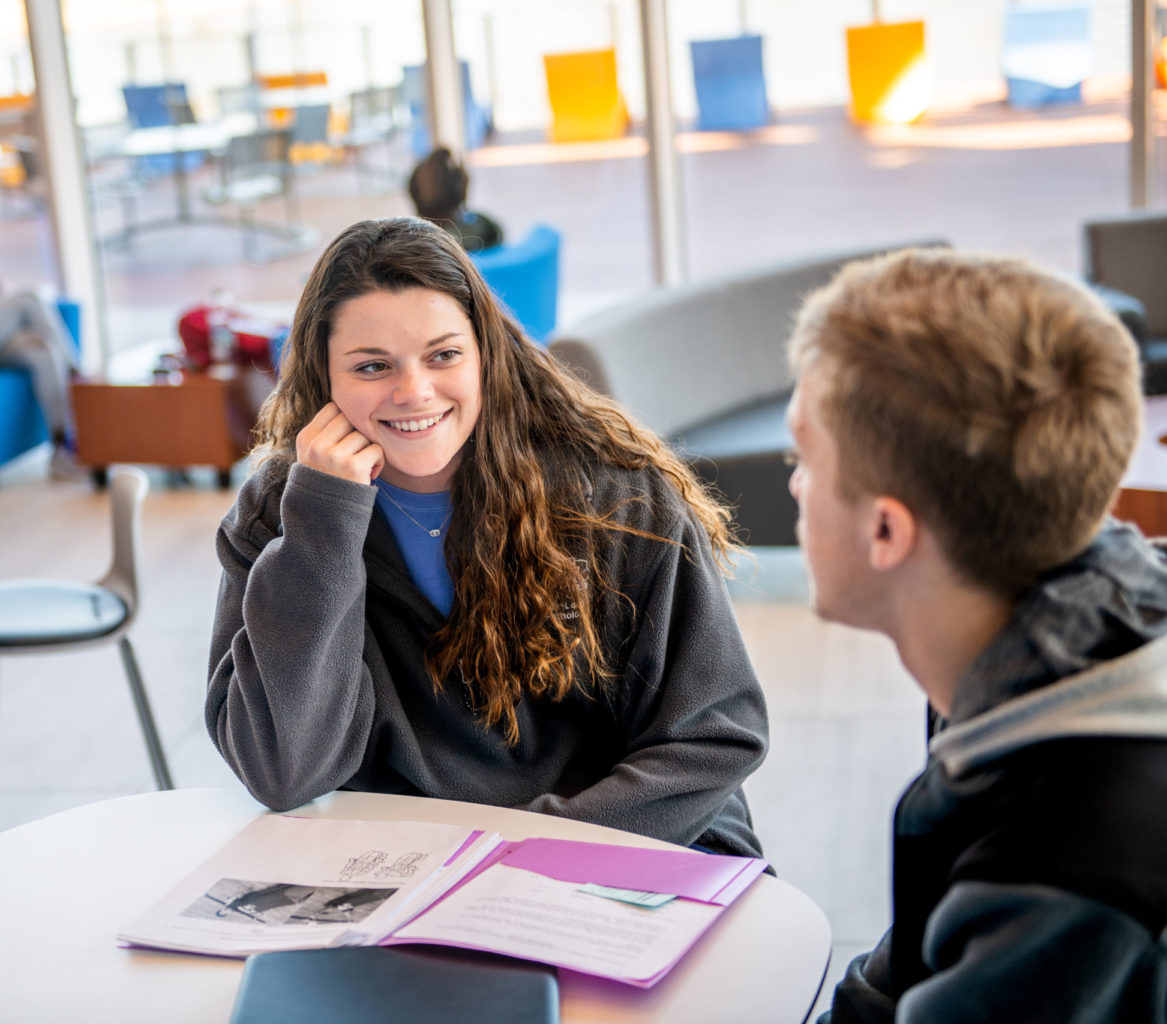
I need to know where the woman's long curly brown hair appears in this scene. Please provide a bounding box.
[255,217,739,743]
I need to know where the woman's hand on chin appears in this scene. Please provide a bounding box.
[296,402,385,485]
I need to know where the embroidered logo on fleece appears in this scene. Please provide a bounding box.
[558,558,588,622]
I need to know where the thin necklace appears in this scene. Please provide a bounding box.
[382,491,451,538]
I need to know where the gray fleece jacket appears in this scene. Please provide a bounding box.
[206,458,769,858]
[822,521,1167,1023]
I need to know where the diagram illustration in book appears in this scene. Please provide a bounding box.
[340,849,429,880]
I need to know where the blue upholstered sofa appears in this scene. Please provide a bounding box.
[0,298,80,470]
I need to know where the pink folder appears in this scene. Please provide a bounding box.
[500,838,765,905]
[384,837,769,987]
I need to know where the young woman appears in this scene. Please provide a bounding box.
[206,217,768,858]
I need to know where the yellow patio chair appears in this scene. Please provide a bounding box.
[542,48,628,143]
[845,20,930,125]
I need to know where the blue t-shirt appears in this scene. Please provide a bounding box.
[373,480,454,616]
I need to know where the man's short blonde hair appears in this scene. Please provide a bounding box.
[788,248,1142,595]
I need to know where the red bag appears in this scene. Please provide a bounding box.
[178,306,287,371]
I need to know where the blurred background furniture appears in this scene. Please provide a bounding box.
[121,82,202,175]
[549,239,948,546]
[845,19,931,124]
[1083,210,1167,394]
[216,82,264,118]
[122,82,195,128]
[112,112,261,248]
[288,102,335,172]
[0,297,80,470]
[255,70,330,127]
[0,129,40,215]
[0,93,41,216]
[1112,396,1167,537]
[71,366,274,489]
[542,48,628,142]
[343,84,402,193]
[203,127,317,261]
[690,35,770,131]
[471,224,561,344]
[0,466,172,790]
[1001,2,1091,108]
[82,119,144,228]
[402,61,491,157]
[268,326,291,373]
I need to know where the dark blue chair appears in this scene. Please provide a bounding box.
[122,83,191,128]
[401,61,492,158]
[690,35,769,132]
[0,297,81,469]
[1002,4,1091,108]
[121,82,204,174]
[471,225,561,345]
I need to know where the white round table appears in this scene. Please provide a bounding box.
[0,788,830,1023]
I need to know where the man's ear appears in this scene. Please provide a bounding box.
[868,496,916,571]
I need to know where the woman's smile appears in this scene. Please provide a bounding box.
[382,409,452,434]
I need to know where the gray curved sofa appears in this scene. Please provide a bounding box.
[548,239,948,546]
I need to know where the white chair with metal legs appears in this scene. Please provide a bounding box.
[0,466,173,790]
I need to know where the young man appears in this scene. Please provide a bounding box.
[786,248,1167,1022]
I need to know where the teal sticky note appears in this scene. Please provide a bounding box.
[578,883,676,908]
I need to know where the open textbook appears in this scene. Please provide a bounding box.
[118,814,768,987]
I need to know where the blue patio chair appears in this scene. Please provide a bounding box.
[471,225,561,345]
[690,35,769,132]
[123,83,192,128]
[401,62,492,158]
[1001,4,1091,108]
[122,82,204,174]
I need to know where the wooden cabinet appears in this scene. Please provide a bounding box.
[71,368,273,488]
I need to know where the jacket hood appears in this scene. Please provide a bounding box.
[950,520,1167,724]
[932,630,1167,776]
[934,521,1167,775]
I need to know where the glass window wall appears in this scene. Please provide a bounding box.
[59,0,425,362]
[666,0,1159,284]
[0,0,55,288]
[2,0,1163,369]
[452,0,655,323]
